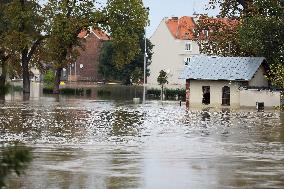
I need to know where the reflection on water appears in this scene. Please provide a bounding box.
[0,91,284,188]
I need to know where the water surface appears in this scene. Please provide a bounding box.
[1,87,284,189]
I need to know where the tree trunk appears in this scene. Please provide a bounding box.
[53,67,63,94]
[0,61,7,88]
[161,85,164,101]
[22,56,30,94]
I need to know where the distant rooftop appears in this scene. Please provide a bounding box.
[166,16,196,40]
[165,16,239,40]
[180,56,266,81]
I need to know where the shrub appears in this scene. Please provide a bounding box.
[147,88,160,98]
[43,70,55,89]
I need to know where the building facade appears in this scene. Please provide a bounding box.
[63,28,110,82]
[148,16,200,88]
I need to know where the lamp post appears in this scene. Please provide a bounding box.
[143,29,147,104]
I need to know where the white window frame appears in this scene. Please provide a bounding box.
[184,57,191,65]
[185,42,192,51]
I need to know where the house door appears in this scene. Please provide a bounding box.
[222,86,230,106]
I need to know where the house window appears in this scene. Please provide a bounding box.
[184,57,191,65]
[222,86,230,106]
[185,42,191,51]
[202,86,210,105]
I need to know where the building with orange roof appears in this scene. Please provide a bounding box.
[62,27,110,82]
[148,16,201,88]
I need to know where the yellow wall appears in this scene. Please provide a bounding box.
[189,80,241,108]
[249,66,269,87]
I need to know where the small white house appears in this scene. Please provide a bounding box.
[180,56,281,108]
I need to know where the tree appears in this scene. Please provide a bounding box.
[194,16,242,56]
[199,0,284,88]
[44,0,148,94]
[101,0,149,68]
[0,0,12,88]
[157,70,168,101]
[99,32,153,84]
[43,0,97,94]
[3,0,45,93]
[237,0,284,88]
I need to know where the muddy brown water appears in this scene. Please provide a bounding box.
[1,84,284,189]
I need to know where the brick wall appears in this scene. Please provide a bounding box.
[69,33,105,82]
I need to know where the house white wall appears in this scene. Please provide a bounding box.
[188,79,280,108]
[240,89,281,107]
[189,80,241,108]
[248,66,269,87]
[148,18,200,89]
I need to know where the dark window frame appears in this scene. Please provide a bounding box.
[202,86,210,105]
[222,86,230,106]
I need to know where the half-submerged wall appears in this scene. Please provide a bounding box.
[240,89,281,107]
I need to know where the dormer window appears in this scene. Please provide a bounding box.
[185,42,191,51]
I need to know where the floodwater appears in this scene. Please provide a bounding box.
[1,83,284,189]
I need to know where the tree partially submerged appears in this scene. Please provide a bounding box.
[0,0,12,88]
[3,0,45,93]
[157,70,168,101]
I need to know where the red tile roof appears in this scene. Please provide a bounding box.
[166,16,196,40]
[165,16,238,40]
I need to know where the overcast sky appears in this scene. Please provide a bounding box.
[39,0,218,37]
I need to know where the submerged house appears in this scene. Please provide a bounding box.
[180,56,281,108]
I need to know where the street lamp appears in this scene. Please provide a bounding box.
[143,29,147,104]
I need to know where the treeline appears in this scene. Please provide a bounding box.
[0,0,149,95]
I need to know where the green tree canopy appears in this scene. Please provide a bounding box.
[197,0,284,88]
[43,0,149,93]
[2,0,45,93]
[99,31,153,84]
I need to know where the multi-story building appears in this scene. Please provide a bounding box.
[63,28,110,82]
[148,16,200,89]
